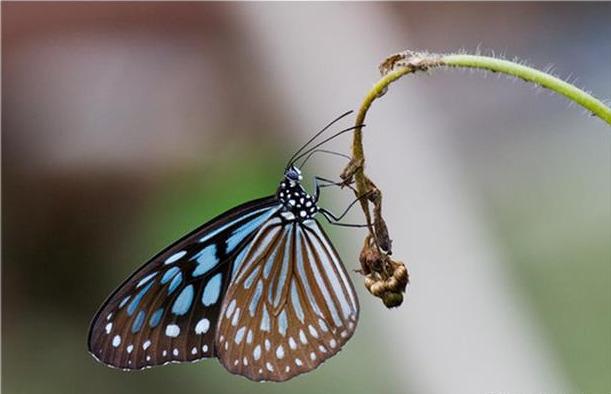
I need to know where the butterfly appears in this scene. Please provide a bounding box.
[88,112,362,382]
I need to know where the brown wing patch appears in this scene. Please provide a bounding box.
[216,219,359,381]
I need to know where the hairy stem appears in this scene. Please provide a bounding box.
[348,50,610,245]
[443,54,611,123]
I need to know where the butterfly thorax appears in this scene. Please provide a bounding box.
[277,179,318,221]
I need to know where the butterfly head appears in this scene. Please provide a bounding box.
[278,165,317,220]
[284,165,303,185]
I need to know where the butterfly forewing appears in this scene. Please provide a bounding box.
[216,217,359,381]
[88,197,282,369]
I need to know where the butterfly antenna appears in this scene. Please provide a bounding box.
[291,124,364,166]
[298,149,352,169]
[285,110,353,169]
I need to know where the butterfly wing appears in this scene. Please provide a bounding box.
[216,217,359,381]
[88,196,283,370]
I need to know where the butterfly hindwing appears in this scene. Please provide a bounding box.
[88,196,282,370]
[216,217,359,381]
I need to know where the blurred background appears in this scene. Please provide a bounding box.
[2,3,610,393]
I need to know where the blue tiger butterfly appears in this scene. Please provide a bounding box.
[88,112,362,382]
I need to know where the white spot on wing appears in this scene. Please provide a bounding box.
[165,324,180,337]
[112,335,121,347]
[195,318,210,334]
[164,251,186,265]
[225,299,236,319]
[137,272,157,287]
[231,307,241,326]
[235,326,246,344]
[308,324,319,338]
[105,322,112,334]
[276,345,285,359]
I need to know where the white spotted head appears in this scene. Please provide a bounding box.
[277,166,317,220]
[284,165,302,185]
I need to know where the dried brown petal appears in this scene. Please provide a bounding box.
[373,215,393,253]
[369,282,386,297]
[386,276,399,292]
[393,263,409,287]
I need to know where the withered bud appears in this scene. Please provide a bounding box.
[371,189,392,254]
[359,236,384,275]
[392,262,409,288]
[382,291,403,308]
[386,276,399,292]
[364,276,376,290]
[379,52,410,76]
[369,282,387,297]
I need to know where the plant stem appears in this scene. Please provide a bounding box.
[443,54,611,124]
[348,50,610,242]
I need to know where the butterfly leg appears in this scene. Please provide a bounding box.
[318,194,369,228]
[319,209,368,228]
[313,176,357,201]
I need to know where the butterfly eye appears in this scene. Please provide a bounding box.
[285,166,301,181]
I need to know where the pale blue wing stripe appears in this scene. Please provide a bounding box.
[198,206,279,244]
[294,226,323,318]
[271,227,292,307]
[225,207,280,252]
[305,220,357,316]
[192,244,218,277]
[127,281,154,316]
[297,225,342,326]
[202,272,222,306]
[172,284,194,315]
[233,219,282,283]
[290,279,305,322]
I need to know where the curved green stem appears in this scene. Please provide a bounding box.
[348,50,610,245]
[443,54,610,124]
